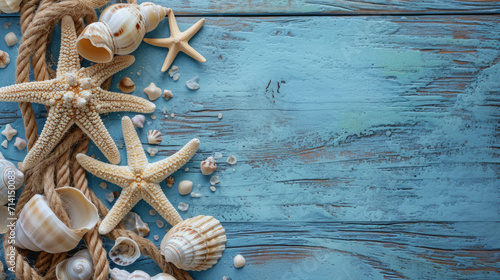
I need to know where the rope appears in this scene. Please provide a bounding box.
[2,1,193,278]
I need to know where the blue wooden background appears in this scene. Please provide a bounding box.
[1,0,499,279]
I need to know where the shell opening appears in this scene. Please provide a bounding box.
[76,37,114,63]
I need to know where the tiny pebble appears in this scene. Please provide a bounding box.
[149,209,157,216]
[168,65,179,77]
[4,32,17,47]
[154,235,159,241]
[222,277,232,280]
[218,113,222,119]
[4,23,11,29]
[213,152,223,159]
[105,192,114,203]
[151,115,156,120]
[190,192,202,198]
[170,113,175,118]
[99,182,107,189]
[178,180,193,195]
[209,175,220,185]
[166,176,174,188]
[162,107,167,114]
[227,155,237,165]
[210,186,216,192]
[137,72,141,76]
[233,254,246,268]
[118,142,123,149]
[156,219,164,228]
[178,202,189,211]
[13,137,27,150]
[386,131,392,137]
[1,140,7,149]
[147,147,158,157]
[173,73,180,81]
[163,90,173,100]
[186,76,200,90]
[185,167,189,172]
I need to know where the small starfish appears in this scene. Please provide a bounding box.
[76,116,200,235]
[144,9,206,72]
[0,16,155,170]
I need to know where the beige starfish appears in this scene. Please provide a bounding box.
[76,116,200,235]
[0,16,155,170]
[144,9,206,72]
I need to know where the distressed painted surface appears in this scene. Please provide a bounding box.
[0,7,499,280]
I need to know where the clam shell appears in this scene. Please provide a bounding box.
[160,215,226,271]
[56,249,93,280]
[15,187,99,253]
[0,0,20,13]
[109,237,141,266]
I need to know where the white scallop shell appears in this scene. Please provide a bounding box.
[14,187,99,253]
[121,212,150,237]
[76,2,169,63]
[160,215,226,271]
[110,269,175,280]
[109,237,141,266]
[0,152,24,205]
[0,0,21,13]
[200,156,217,175]
[147,130,162,145]
[56,249,94,280]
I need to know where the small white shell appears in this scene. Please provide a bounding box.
[0,50,9,69]
[162,90,173,100]
[178,180,193,195]
[0,155,24,205]
[233,254,246,268]
[110,237,141,266]
[200,156,217,175]
[121,212,150,237]
[147,130,162,144]
[1,124,17,141]
[227,155,237,165]
[110,268,131,280]
[186,76,200,90]
[131,115,146,128]
[1,140,6,149]
[15,187,99,253]
[4,32,17,46]
[160,215,226,271]
[13,137,26,150]
[143,83,162,101]
[110,269,176,280]
[0,0,21,13]
[56,249,94,280]
[147,147,158,157]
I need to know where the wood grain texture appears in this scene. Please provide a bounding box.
[0,7,499,280]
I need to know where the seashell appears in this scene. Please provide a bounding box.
[1,140,6,149]
[143,82,162,101]
[200,156,217,175]
[56,249,94,280]
[146,147,158,157]
[160,215,226,271]
[227,155,237,165]
[14,187,99,253]
[13,137,26,150]
[0,0,21,13]
[4,32,17,47]
[119,77,136,93]
[121,211,150,237]
[162,90,173,101]
[186,76,200,90]
[110,268,176,280]
[178,180,193,195]
[0,50,9,69]
[109,237,141,266]
[0,152,24,205]
[233,254,246,268]
[76,3,169,63]
[131,114,146,128]
[147,130,162,145]
[1,124,17,141]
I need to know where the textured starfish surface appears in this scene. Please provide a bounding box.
[0,16,156,170]
[144,9,206,72]
[76,116,200,235]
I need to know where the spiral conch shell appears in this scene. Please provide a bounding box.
[0,0,21,13]
[110,268,175,280]
[56,249,93,280]
[0,152,24,205]
[15,187,99,253]
[160,215,226,271]
[109,237,141,266]
[76,2,169,63]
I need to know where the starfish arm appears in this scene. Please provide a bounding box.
[181,18,205,41]
[0,80,57,106]
[142,183,182,226]
[56,16,81,78]
[161,45,180,72]
[81,56,135,86]
[144,138,200,183]
[75,109,121,164]
[93,88,156,114]
[167,9,181,37]
[23,106,73,169]
[181,42,207,63]
[121,116,148,171]
[143,38,174,48]
[99,183,143,235]
[75,153,135,187]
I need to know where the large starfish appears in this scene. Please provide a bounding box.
[0,16,155,170]
[144,9,206,72]
[76,116,200,235]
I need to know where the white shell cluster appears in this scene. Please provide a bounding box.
[56,249,94,280]
[160,215,226,271]
[200,156,217,175]
[0,152,24,205]
[109,237,141,266]
[110,269,175,280]
[121,212,150,237]
[0,0,21,13]
[15,187,99,253]
[147,130,162,144]
[76,3,169,63]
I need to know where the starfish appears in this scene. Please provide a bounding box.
[0,16,156,170]
[144,9,206,72]
[76,116,200,235]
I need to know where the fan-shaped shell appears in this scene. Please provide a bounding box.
[160,215,226,271]
[0,0,21,13]
[56,249,93,280]
[0,153,24,205]
[14,187,99,253]
[109,237,141,266]
[76,2,168,63]
[147,130,162,145]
